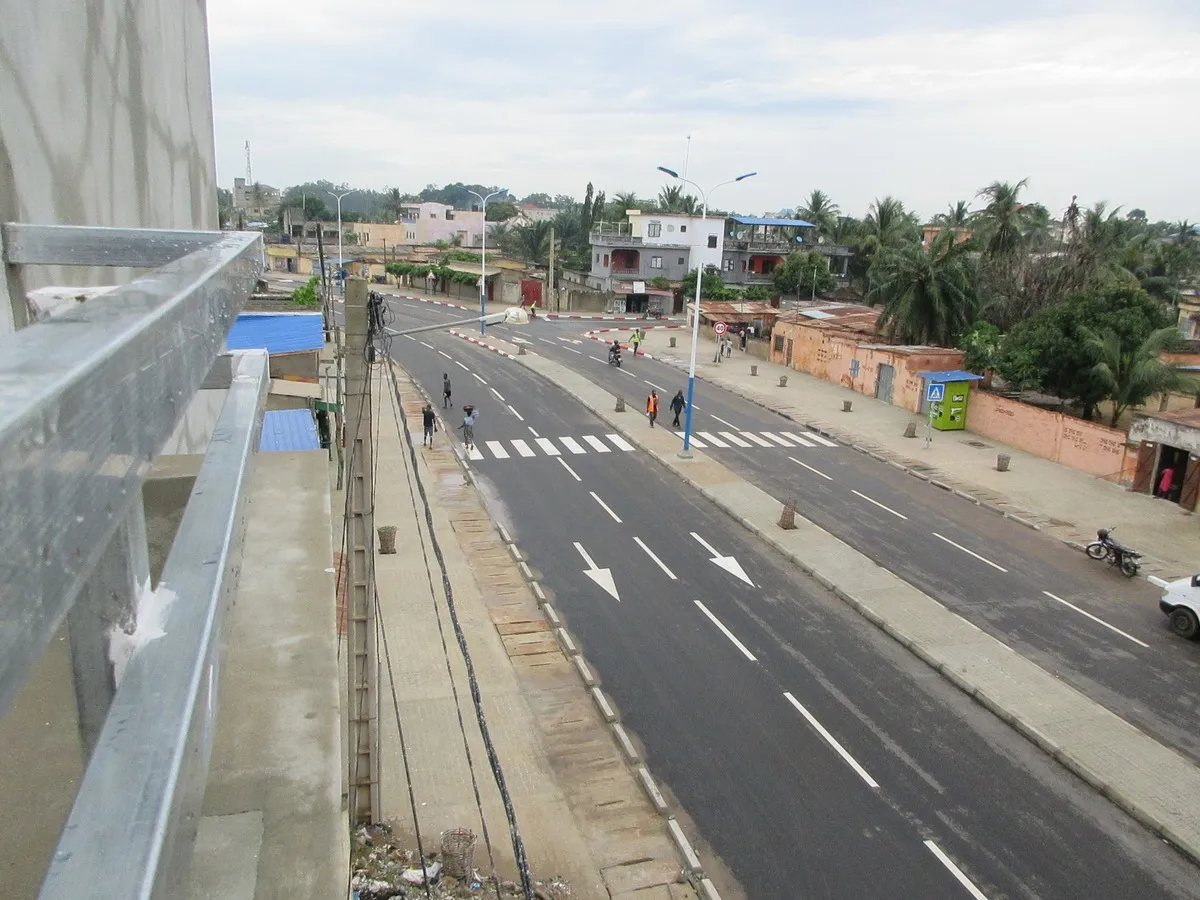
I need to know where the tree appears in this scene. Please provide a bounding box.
[797,190,841,237]
[520,192,554,207]
[607,191,639,220]
[975,179,1032,260]
[511,221,552,263]
[743,284,773,301]
[868,230,979,347]
[933,201,973,227]
[381,187,404,221]
[1083,325,1196,426]
[960,321,1003,380]
[486,200,518,221]
[862,196,919,248]
[580,182,594,234]
[774,251,835,299]
[649,276,672,290]
[681,267,737,299]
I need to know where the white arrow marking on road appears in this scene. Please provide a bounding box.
[574,542,620,602]
[690,533,754,586]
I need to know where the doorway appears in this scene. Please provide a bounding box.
[1154,445,1188,502]
[875,364,896,404]
[785,339,793,367]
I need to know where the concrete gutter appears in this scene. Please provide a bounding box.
[459,330,1200,869]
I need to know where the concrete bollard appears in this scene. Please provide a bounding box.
[779,499,797,530]
[903,422,917,438]
[669,336,677,348]
[751,364,758,376]
[842,400,853,413]
[615,396,626,412]
[517,344,527,355]
[378,525,398,555]
[779,375,788,387]
[996,453,1011,472]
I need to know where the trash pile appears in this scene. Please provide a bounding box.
[351,824,574,900]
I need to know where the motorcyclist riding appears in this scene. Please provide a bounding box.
[608,340,622,365]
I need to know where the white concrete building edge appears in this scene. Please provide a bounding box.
[628,210,725,270]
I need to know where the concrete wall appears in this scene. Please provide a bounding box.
[0,0,220,330]
[966,391,1136,482]
[559,288,609,313]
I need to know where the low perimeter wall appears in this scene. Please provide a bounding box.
[966,391,1136,482]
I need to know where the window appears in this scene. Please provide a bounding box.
[678,257,685,265]
[722,259,734,272]
[707,235,718,249]
[667,224,675,233]
[446,210,455,220]
[680,225,687,233]
[406,231,416,241]
[647,222,662,237]
[603,253,609,267]
[650,256,663,269]
[774,335,785,352]
[595,253,600,263]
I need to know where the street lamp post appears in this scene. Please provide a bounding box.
[466,188,508,335]
[328,189,357,297]
[656,166,756,458]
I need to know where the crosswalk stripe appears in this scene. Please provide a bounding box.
[582,435,611,453]
[719,431,753,447]
[761,432,795,447]
[511,439,536,457]
[535,437,561,456]
[606,434,635,451]
[485,441,510,459]
[696,431,730,447]
[806,431,838,447]
[559,436,587,455]
[781,431,816,447]
[741,432,774,447]
[467,445,484,460]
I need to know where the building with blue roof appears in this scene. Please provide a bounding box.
[225,312,326,415]
[259,409,322,452]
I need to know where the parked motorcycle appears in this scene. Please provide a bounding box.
[1085,527,1142,577]
[608,347,622,368]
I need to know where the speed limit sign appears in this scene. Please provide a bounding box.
[713,321,728,336]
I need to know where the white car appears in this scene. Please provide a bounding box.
[1159,576,1200,639]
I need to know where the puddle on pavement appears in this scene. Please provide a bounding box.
[440,471,466,488]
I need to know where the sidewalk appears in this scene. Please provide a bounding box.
[367,362,709,899]
[600,326,1199,579]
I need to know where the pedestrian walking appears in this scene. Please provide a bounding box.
[669,389,686,428]
[723,336,733,359]
[1158,466,1176,499]
[646,390,659,428]
[459,405,477,452]
[631,328,642,356]
[740,328,747,351]
[442,373,452,408]
[421,403,437,447]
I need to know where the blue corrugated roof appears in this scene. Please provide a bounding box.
[227,313,324,355]
[730,215,815,228]
[915,370,984,382]
[259,409,321,452]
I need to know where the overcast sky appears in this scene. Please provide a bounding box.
[207,0,1198,222]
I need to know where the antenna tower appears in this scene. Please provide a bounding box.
[245,140,253,186]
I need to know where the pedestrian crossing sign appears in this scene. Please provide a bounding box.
[927,383,945,403]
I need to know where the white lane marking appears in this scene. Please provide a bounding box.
[691,533,720,556]
[740,432,775,447]
[491,387,506,402]
[539,338,557,345]
[590,355,606,363]
[783,692,880,789]
[710,414,736,428]
[590,491,622,523]
[1042,591,1149,648]
[507,404,525,421]
[851,489,909,520]
[404,334,417,341]
[566,347,583,354]
[582,435,611,453]
[695,432,729,447]
[644,379,665,391]
[923,841,990,900]
[528,426,540,438]
[438,350,452,359]
[718,431,753,447]
[932,533,1008,572]
[421,341,435,349]
[781,430,816,447]
[695,601,757,662]
[485,441,510,459]
[472,373,487,384]
[634,537,677,579]
[760,432,795,447]
[535,437,561,456]
[559,436,587,454]
[606,433,635,451]
[620,368,639,378]
[511,439,536,458]
[806,432,838,447]
[574,542,598,569]
[558,458,582,482]
[454,360,469,371]
[789,456,833,480]
[467,445,484,460]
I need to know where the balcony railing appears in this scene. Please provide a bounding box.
[612,266,641,276]
[591,233,644,246]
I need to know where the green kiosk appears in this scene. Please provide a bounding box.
[916,369,983,431]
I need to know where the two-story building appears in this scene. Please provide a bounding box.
[394,201,486,247]
[721,216,851,286]
[588,210,725,290]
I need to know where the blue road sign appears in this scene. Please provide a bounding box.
[927,383,945,403]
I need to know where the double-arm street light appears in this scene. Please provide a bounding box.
[656,166,756,458]
[467,188,508,335]
[328,188,357,294]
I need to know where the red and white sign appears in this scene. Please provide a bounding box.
[713,321,728,336]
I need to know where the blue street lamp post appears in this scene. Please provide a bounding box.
[466,188,507,335]
[656,166,756,458]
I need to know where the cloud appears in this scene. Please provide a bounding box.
[207,0,1200,220]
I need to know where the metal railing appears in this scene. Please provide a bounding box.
[0,223,267,898]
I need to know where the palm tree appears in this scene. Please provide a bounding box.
[933,201,973,228]
[867,229,979,347]
[608,191,640,220]
[975,179,1032,259]
[862,196,918,248]
[1083,325,1197,426]
[512,221,552,263]
[382,187,404,222]
[658,185,684,212]
[797,190,841,236]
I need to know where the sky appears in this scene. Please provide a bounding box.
[206,0,1199,222]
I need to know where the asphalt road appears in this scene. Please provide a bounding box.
[501,318,1200,764]
[381,296,1199,900]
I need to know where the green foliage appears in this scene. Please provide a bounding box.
[997,283,1171,419]
[290,276,320,307]
[960,321,1003,375]
[797,190,841,237]
[681,268,738,299]
[649,276,672,290]
[774,251,835,298]
[1082,325,1195,425]
[868,230,980,347]
[486,201,518,221]
[441,249,482,264]
[385,261,480,287]
[743,284,774,301]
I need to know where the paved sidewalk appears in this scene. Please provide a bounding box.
[369,362,703,900]
[596,326,1200,579]
[453,328,1200,870]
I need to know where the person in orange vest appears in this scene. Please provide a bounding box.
[646,390,659,428]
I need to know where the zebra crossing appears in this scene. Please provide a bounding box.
[461,429,837,461]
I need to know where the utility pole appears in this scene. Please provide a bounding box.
[344,276,380,826]
[547,226,556,311]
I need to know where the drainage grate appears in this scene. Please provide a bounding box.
[965,440,991,449]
